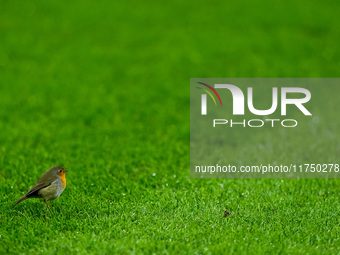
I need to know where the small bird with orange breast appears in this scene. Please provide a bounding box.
[15,166,69,207]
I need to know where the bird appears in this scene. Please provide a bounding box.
[15,166,69,207]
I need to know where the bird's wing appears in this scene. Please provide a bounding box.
[25,175,58,197]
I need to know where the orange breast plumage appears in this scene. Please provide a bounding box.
[58,172,67,188]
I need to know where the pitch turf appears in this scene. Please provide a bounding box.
[1,0,340,254]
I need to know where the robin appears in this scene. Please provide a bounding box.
[15,166,69,207]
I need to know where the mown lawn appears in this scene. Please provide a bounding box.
[1,0,340,254]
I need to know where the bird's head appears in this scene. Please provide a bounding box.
[53,166,69,177]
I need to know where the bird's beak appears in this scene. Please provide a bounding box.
[65,169,69,172]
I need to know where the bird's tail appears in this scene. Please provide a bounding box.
[15,196,27,205]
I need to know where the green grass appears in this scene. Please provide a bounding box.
[1,0,340,254]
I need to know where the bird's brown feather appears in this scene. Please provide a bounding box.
[25,166,60,197]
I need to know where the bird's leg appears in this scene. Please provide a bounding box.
[44,200,50,209]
